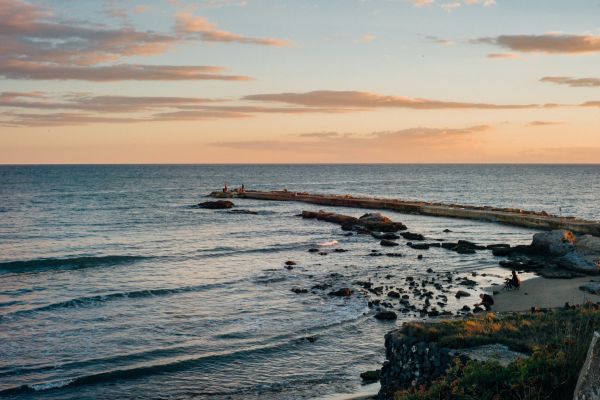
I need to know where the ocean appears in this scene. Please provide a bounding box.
[1,164,599,400]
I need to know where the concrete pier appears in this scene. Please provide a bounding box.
[209,190,600,236]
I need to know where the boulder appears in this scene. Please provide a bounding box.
[401,232,426,241]
[531,230,575,256]
[328,288,353,297]
[559,252,600,274]
[360,369,381,382]
[359,212,391,224]
[375,310,398,320]
[380,239,399,247]
[580,282,600,295]
[194,200,234,209]
[455,290,471,299]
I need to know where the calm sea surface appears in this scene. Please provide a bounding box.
[1,165,599,399]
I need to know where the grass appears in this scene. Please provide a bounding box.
[393,304,600,400]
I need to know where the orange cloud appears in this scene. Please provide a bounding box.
[175,12,290,46]
[526,121,563,127]
[0,61,251,81]
[486,53,518,59]
[475,34,600,54]
[541,76,600,87]
[244,90,537,109]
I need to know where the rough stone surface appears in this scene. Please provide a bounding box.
[378,330,453,399]
[531,230,576,256]
[194,200,234,209]
[452,344,528,367]
[580,282,600,295]
[573,331,600,400]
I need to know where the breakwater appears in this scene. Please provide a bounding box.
[209,190,600,236]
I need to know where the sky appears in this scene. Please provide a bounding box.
[0,0,599,164]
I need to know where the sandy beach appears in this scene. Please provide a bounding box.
[491,276,600,312]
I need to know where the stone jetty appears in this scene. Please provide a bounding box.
[209,190,600,236]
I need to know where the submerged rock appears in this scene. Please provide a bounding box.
[380,239,399,247]
[360,369,381,382]
[193,200,234,209]
[401,232,425,241]
[375,310,398,320]
[328,288,353,297]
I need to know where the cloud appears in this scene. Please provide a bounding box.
[580,101,600,108]
[211,125,492,155]
[413,0,434,7]
[243,90,537,109]
[475,34,600,54]
[526,120,563,127]
[0,0,287,82]
[175,12,290,46]
[540,76,600,88]
[441,2,461,12]
[486,53,518,59]
[0,61,252,81]
[358,34,376,43]
[0,91,350,126]
[426,36,454,46]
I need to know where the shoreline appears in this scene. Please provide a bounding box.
[491,276,600,312]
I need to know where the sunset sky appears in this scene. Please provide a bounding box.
[1,0,599,163]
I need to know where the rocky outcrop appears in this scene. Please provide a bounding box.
[378,329,453,399]
[193,200,234,209]
[580,282,600,295]
[573,331,600,400]
[301,210,407,233]
[496,230,600,275]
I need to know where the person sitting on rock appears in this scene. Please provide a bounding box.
[504,270,520,290]
[478,293,494,311]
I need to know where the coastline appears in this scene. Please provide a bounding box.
[491,276,600,312]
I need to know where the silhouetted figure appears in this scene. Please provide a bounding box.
[223,184,228,193]
[479,293,494,311]
[241,184,245,193]
[504,270,520,290]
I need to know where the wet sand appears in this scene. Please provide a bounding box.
[491,276,600,312]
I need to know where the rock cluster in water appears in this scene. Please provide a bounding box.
[301,210,407,233]
[193,200,234,209]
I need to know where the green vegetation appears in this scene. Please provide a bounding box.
[395,304,600,400]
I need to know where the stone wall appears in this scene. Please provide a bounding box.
[377,329,453,400]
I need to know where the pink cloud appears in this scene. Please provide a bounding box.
[244,90,537,109]
[475,34,600,54]
[541,76,600,87]
[175,13,290,46]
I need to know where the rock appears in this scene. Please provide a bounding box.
[308,248,319,253]
[291,288,308,294]
[573,331,600,400]
[194,200,234,209]
[284,265,294,270]
[492,247,514,256]
[333,248,348,253]
[457,240,486,250]
[487,243,511,250]
[473,306,484,313]
[426,268,434,273]
[455,344,528,367]
[228,209,258,215]
[559,252,600,274]
[360,369,381,382]
[461,305,471,311]
[539,269,577,279]
[454,246,476,254]
[386,253,403,257]
[401,232,425,241]
[408,243,430,250]
[285,261,297,266]
[417,254,423,260]
[443,229,452,233]
[302,210,407,232]
[372,232,401,240]
[387,291,400,298]
[531,230,576,256]
[312,283,331,290]
[459,278,477,287]
[455,290,471,298]
[328,288,353,297]
[380,239,399,247]
[375,310,397,320]
[580,282,600,295]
